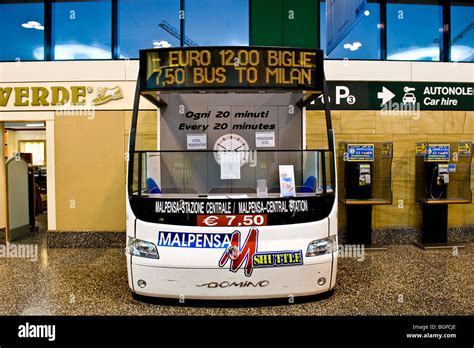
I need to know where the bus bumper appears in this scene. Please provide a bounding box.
[128,256,336,300]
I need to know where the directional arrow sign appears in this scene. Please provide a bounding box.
[377,86,395,105]
[307,81,474,110]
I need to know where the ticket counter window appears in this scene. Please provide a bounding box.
[132,150,334,196]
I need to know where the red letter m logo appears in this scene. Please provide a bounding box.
[218,228,258,277]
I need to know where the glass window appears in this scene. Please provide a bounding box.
[320,0,381,60]
[184,0,249,46]
[451,1,474,62]
[19,141,46,166]
[118,0,180,59]
[0,0,44,61]
[387,0,443,61]
[52,0,112,60]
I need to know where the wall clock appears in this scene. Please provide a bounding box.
[213,133,249,166]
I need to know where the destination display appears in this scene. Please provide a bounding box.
[130,195,335,226]
[140,47,324,92]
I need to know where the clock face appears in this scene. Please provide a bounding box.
[213,133,250,166]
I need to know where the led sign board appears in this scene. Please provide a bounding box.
[140,47,324,92]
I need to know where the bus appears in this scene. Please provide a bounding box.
[126,46,337,300]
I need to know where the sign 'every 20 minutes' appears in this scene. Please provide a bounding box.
[140,47,324,92]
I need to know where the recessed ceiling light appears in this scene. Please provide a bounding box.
[344,42,363,51]
[21,20,43,30]
[364,10,370,16]
[153,40,172,48]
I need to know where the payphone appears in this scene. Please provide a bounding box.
[426,162,449,199]
[358,164,371,187]
[415,142,472,248]
[344,160,372,199]
[339,142,393,248]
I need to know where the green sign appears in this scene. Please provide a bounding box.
[308,81,474,111]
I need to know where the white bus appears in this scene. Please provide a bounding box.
[126,47,337,300]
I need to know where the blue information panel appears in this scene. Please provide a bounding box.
[347,144,374,162]
[426,144,450,162]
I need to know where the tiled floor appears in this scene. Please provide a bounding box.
[0,226,472,316]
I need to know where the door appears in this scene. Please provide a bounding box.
[6,157,30,241]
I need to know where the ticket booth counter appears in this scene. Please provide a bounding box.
[126,47,338,300]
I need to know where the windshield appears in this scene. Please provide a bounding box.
[130,149,335,197]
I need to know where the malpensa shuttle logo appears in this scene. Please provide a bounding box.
[158,229,303,277]
[158,231,231,249]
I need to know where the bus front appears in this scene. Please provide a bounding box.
[126,47,337,300]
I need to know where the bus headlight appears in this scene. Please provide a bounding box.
[306,236,337,257]
[127,237,159,259]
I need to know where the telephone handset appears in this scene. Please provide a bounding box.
[358,164,371,187]
[429,163,449,199]
[436,164,449,185]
